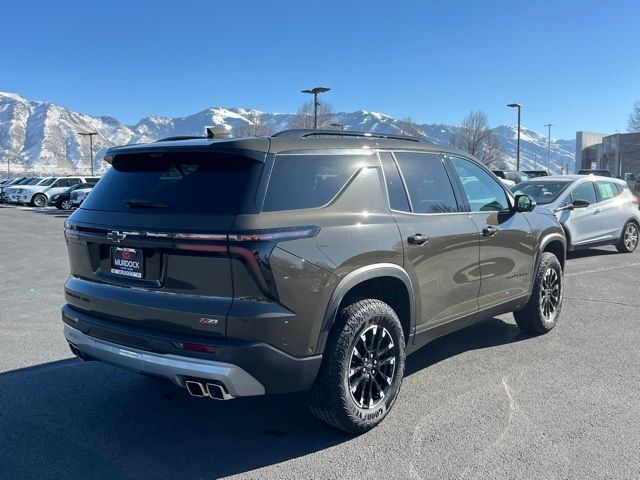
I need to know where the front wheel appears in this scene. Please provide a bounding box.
[616,221,639,253]
[32,194,47,208]
[60,199,73,210]
[514,252,563,334]
[308,299,405,434]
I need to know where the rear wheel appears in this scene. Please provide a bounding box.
[308,299,405,434]
[514,252,563,334]
[616,221,638,253]
[32,194,47,208]
[61,199,72,210]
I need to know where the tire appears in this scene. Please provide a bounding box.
[60,199,72,210]
[32,194,47,208]
[616,221,639,253]
[307,299,405,434]
[514,252,563,334]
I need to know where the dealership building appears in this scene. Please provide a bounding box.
[575,131,640,178]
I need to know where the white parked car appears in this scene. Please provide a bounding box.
[7,176,90,207]
[513,175,640,253]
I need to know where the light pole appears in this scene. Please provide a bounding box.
[330,122,344,131]
[301,87,331,129]
[544,123,554,172]
[78,132,98,176]
[507,103,523,170]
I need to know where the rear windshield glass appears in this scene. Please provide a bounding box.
[81,152,262,214]
[512,181,571,204]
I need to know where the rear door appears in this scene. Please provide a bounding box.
[594,180,627,240]
[447,156,535,311]
[381,151,481,334]
[64,149,266,338]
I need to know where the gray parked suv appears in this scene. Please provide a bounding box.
[63,129,566,433]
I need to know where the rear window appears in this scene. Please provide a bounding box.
[81,152,262,214]
[263,154,367,211]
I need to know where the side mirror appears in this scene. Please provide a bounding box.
[572,199,590,208]
[514,194,536,212]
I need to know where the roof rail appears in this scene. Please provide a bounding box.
[156,135,205,142]
[272,129,426,143]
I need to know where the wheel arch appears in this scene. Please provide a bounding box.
[538,232,566,270]
[314,263,416,355]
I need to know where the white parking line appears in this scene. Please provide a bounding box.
[565,261,640,277]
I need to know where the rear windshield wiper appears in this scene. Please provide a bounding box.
[126,199,170,209]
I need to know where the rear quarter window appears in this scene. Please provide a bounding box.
[263,154,370,211]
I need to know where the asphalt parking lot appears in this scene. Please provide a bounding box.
[1,204,639,480]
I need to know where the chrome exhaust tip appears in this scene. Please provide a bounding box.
[185,380,207,397]
[206,382,233,400]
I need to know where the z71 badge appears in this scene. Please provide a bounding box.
[199,317,219,325]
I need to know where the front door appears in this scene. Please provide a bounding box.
[558,179,600,246]
[379,151,481,334]
[447,156,535,312]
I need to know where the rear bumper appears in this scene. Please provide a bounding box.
[64,324,265,397]
[62,305,322,395]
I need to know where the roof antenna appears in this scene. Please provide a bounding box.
[205,126,231,139]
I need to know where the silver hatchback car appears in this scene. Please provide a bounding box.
[513,175,639,253]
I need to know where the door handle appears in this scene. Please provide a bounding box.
[594,208,601,214]
[408,234,429,245]
[482,225,498,237]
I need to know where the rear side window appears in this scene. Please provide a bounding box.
[263,154,366,211]
[379,152,410,211]
[596,181,620,201]
[82,152,262,214]
[394,152,458,213]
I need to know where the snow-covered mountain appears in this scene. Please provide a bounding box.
[0,92,575,175]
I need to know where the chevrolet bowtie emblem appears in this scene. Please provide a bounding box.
[107,231,127,243]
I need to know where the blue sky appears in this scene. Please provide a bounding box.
[2,0,639,139]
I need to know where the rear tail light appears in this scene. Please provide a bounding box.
[632,195,639,205]
[228,226,320,242]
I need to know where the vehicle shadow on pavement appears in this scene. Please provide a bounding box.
[405,317,532,376]
[0,317,529,480]
[0,358,349,479]
[28,208,71,218]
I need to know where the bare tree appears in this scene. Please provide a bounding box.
[395,117,426,138]
[628,101,640,132]
[449,110,503,167]
[236,112,274,137]
[288,100,335,129]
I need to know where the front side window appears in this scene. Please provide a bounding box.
[565,181,597,205]
[263,154,368,211]
[449,157,509,212]
[393,152,458,213]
